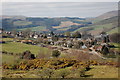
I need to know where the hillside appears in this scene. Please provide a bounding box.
[75,10,118,35]
[96,10,118,20]
[1,16,91,33]
[1,10,118,34]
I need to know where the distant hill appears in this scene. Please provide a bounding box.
[1,15,26,20]
[1,10,118,34]
[1,16,91,33]
[75,10,118,35]
[96,10,118,20]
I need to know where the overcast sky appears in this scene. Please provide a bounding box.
[1,0,120,2]
[2,2,118,17]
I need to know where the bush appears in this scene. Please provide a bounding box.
[52,50,61,58]
[101,45,109,55]
[72,31,81,38]
[20,50,35,59]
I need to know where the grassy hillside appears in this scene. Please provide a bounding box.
[74,23,114,35]
[18,26,47,31]
[2,54,16,64]
[2,40,52,64]
[2,42,51,55]
[107,27,119,34]
[75,16,118,35]
[86,65,118,78]
[13,21,32,26]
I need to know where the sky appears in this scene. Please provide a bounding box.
[1,0,120,2]
[1,2,118,17]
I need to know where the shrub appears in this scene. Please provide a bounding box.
[20,50,35,59]
[52,50,61,58]
[101,45,109,55]
[72,31,81,38]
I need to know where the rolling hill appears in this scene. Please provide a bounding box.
[75,10,118,35]
[1,10,118,35]
[1,16,91,33]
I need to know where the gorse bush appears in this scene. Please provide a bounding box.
[52,50,61,58]
[2,58,92,70]
[20,50,35,59]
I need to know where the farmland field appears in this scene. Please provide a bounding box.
[2,42,51,55]
[18,26,47,31]
[1,39,52,63]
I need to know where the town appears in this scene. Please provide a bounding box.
[1,28,119,59]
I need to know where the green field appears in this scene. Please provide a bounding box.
[86,65,118,78]
[107,27,119,34]
[74,23,116,35]
[2,54,16,64]
[1,38,52,63]
[18,26,46,31]
[2,42,51,55]
[90,23,113,30]
[13,21,32,26]
[2,38,14,42]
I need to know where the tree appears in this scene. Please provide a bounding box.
[52,50,61,58]
[103,36,110,43]
[22,29,31,38]
[100,31,106,35]
[101,45,109,55]
[50,31,54,36]
[67,43,73,48]
[52,35,59,41]
[65,32,71,37]
[72,31,81,38]
[20,50,35,59]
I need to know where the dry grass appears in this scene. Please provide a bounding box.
[86,65,118,78]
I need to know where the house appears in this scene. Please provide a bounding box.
[0,29,3,34]
[0,40,5,44]
[33,35,39,39]
[93,45,103,52]
[81,45,87,49]
[21,40,33,44]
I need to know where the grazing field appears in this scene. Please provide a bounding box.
[13,21,32,26]
[2,54,16,64]
[2,38,14,42]
[74,23,115,35]
[2,41,52,64]
[107,27,119,34]
[86,65,118,78]
[2,42,51,55]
